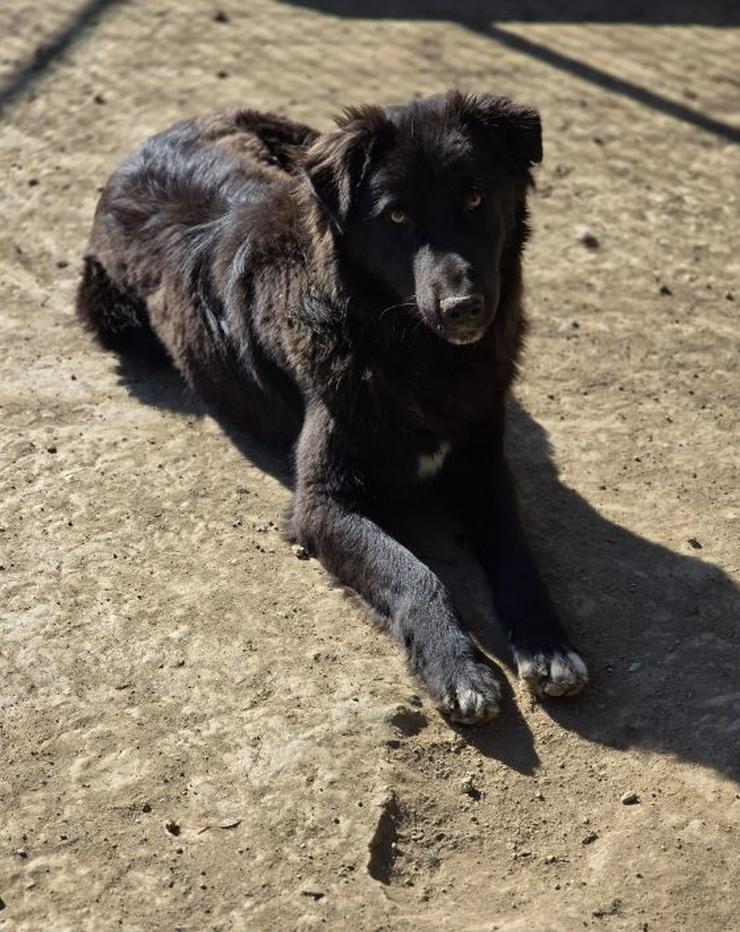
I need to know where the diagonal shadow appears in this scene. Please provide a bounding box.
[278,0,740,145]
[116,354,740,783]
[0,0,127,115]
[276,0,740,27]
[487,25,740,144]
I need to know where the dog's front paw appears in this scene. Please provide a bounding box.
[425,653,502,725]
[514,646,589,697]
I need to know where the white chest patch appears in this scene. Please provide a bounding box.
[417,442,452,480]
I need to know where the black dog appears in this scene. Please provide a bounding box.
[77,92,588,723]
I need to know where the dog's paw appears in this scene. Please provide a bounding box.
[514,646,589,697]
[435,659,502,725]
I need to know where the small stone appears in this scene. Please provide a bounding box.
[46,445,57,454]
[628,661,642,673]
[216,69,229,79]
[621,792,639,805]
[582,831,599,845]
[461,777,481,800]
[141,802,151,813]
[15,847,28,859]
[291,543,309,560]
[165,820,181,836]
[218,818,242,829]
[659,284,672,295]
[544,854,557,864]
[688,537,702,550]
[576,226,600,249]
[213,9,230,22]
[93,93,106,105]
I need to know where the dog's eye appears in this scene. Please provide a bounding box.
[388,208,409,225]
[464,190,483,211]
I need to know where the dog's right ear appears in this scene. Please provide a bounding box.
[301,105,390,232]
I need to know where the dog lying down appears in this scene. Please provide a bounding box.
[77,91,588,724]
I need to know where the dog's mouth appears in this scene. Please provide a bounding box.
[442,323,490,346]
[439,302,497,346]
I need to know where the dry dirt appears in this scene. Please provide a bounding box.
[1,2,739,929]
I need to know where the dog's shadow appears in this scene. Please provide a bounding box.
[118,356,740,784]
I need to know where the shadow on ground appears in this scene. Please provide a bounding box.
[277,0,740,27]
[0,0,128,114]
[279,0,740,144]
[118,355,740,784]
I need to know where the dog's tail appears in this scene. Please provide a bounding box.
[76,255,168,362]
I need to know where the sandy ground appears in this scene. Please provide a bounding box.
[1,1,739,929]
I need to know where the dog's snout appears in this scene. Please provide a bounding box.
[439,294,484,322]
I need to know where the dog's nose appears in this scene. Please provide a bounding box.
[439,294,484,322]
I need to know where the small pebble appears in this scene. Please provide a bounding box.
[688,537,702,550]
[576,226,600,249]
[213,9,230,22]
[461,777,481,800]
[621,792,639,805]
[582,831,599,845]
[659,284,672,296]
[46,445,57,454]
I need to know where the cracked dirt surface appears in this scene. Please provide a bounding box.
[1,1,739,929]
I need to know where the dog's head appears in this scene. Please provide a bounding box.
[300,91,541,346]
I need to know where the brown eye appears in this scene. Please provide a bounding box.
[464,190,483,211]
[389,208,409,224]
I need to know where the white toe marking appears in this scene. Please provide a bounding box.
[565,650,589,681]
[456,687,479,710]
[417,442,451,480]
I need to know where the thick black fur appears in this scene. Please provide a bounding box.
[77,93,588,723]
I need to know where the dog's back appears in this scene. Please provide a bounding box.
[77,110,315,448]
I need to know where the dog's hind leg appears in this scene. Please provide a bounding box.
[76,255,168,362]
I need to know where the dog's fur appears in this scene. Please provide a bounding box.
[77,92,588,723]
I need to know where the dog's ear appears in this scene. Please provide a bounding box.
[454,92,542,168]
[301,105,391,231]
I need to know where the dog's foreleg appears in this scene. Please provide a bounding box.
[442,439,589,698]
[290,405,501,724]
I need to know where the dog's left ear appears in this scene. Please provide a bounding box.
[455,92,543,167]
[301,105,391,232]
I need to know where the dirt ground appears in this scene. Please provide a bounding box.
[1,1,739,929]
